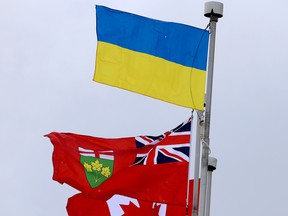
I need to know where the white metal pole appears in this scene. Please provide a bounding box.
[199,2,223,216]
[205,157,217,216]
[191,111,203,216]
[187,111,195,216]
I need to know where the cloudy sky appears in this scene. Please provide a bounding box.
[1,0,288,215]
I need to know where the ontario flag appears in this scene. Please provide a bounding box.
[46,118,192,205]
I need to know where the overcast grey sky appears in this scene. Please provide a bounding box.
[1,0,288,215]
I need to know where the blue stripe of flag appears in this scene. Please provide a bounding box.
[96,5,209,70]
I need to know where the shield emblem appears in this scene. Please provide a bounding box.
[79,147,114,188]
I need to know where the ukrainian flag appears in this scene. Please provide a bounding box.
[94,5,209,110]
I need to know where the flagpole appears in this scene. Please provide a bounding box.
[199,2,223,216]
[205,157,217,216]
[187,111,196,215]
[190,111,203,216]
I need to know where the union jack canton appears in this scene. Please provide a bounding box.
[132,118,191,166]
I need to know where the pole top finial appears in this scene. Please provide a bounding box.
[204,1,224,18]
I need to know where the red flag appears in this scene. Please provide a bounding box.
[67,193,189,216]
[46,118,191,205]
[67,193,110,216]
[66,180,197,216]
